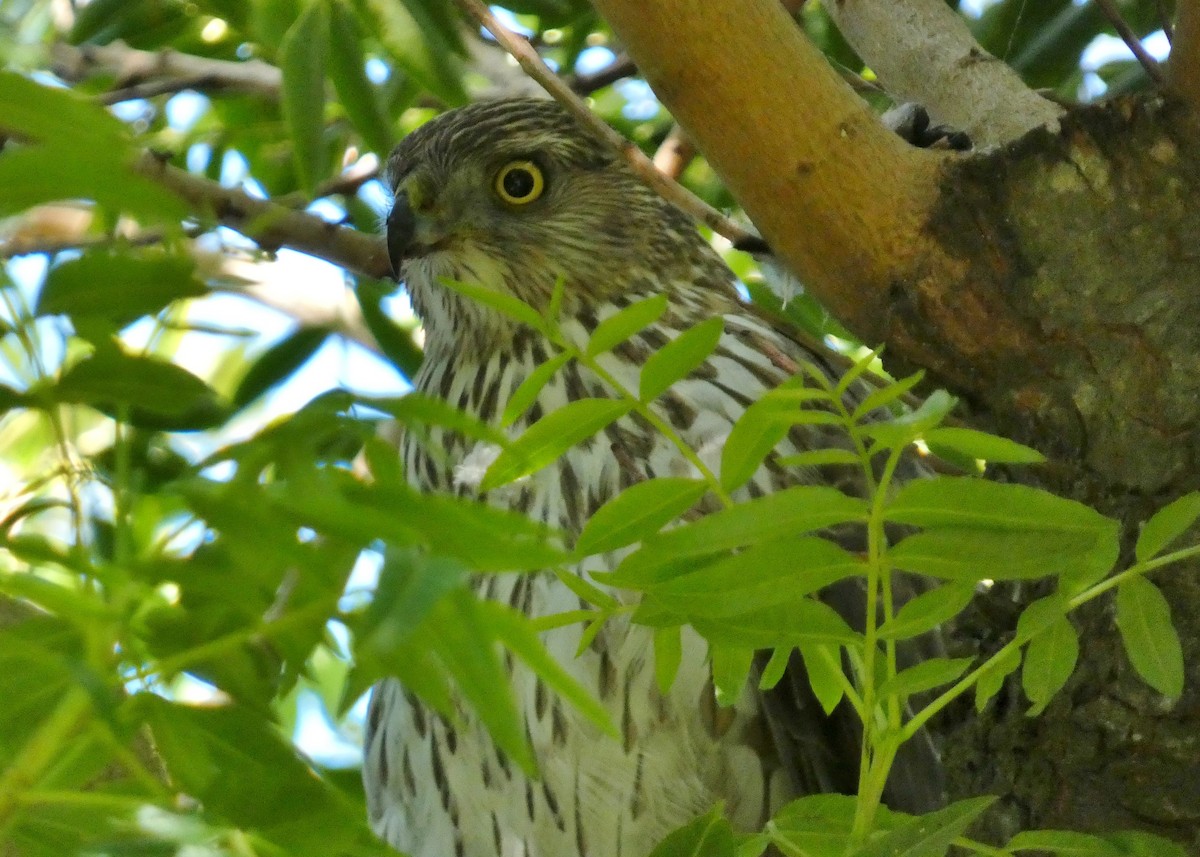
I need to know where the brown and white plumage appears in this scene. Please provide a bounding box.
[363,98,941,857]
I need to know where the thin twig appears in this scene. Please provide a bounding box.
[1093,0,1166,83]
[652,124,697,180]
[567,54,638,94]
[452,0,770,254]
[98,75,221,104]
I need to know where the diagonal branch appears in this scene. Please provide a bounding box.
[1093,0,1166,84]
[132,151,390,280]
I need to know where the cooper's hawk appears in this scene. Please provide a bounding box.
[363,98,941,857]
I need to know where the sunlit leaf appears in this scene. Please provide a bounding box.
[1115,576,1184,698]
[502,351,571,428]
[279,0,329,192]
[879,656,975,700]
[1022,613,1079,715]
[482,398,632,490]
[922,427,1046,464]
[37,250,206,324]
[586,293,667,356]
[1135,491,1200,562]
[855,795,995,857]
[877,581,975,640]
[639,316,724,402]
[647,804,737,857]
[576,477,708,556]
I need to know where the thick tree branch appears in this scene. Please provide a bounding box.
[824,0,1065,147]
[590,0,947,340]
[51,41,281,99]
[132,152,390,280]
[1171,0,1200,110]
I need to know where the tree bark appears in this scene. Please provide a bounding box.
[595,0,1200,846]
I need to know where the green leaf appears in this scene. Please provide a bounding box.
[479,600,617,738]
[975,644,1022,711]
[639,316,725,402]
[635,486,867,559]
[502,351,571,428]
[429,590,536,775]
[1015,595,1067,642]
[775,448,861,468]
[711,644,754,706]
[890,528,1109,582]
[482,398,633,490]
[576,477,708,556]
[0,145,186,222]
[757,647,791,691]
[1115,576,1184,698]
[1101,830,1190,857]
[0,70,126,147]
[638,537,861,617]
[439,277,547,332]
[694,599,859,649]
[879,656,975,700]
[922,427,1046,464]
[1006,830,1126,856]
[586,294,667,356]
[369,392,509,447]
[864,389,957,449]
[279,0,329,193]
[233,327,331,409]
[768,794,863,857]
[887,477,1116,534]
[719,386,797,493]
[798,643,845,714]
[647,804,737,857]
[366,0,467,104]
[834,345,883,398]
[877,581,975,640]
[855,795,996,857]
[328,0,394,156]
[1022,613,1079,715]
[37,250,206,324]
[851,370,924,421]
[51,349,226,430]
[654,626,683,695]
[1135,491,1200,562]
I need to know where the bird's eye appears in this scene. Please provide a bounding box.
[494,161,545,205]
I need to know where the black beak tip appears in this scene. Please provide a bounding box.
[386,195,414,281]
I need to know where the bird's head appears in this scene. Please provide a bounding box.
[384,98,724,354]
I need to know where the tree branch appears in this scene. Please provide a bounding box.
[51,41,281,99]
[823,0,1064,147]
[1171,0,1200,111]
[589,0,947,339]
[1093,0,1166,84]
[132,152,390,280]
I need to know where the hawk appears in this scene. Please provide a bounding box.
[363,98,941,857]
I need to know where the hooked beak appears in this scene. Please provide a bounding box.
[386,191,416,281]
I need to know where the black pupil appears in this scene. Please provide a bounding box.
[502,167,536,199]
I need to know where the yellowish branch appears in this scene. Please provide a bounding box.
[1170,0,1200,111]
[590,0,946,339]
